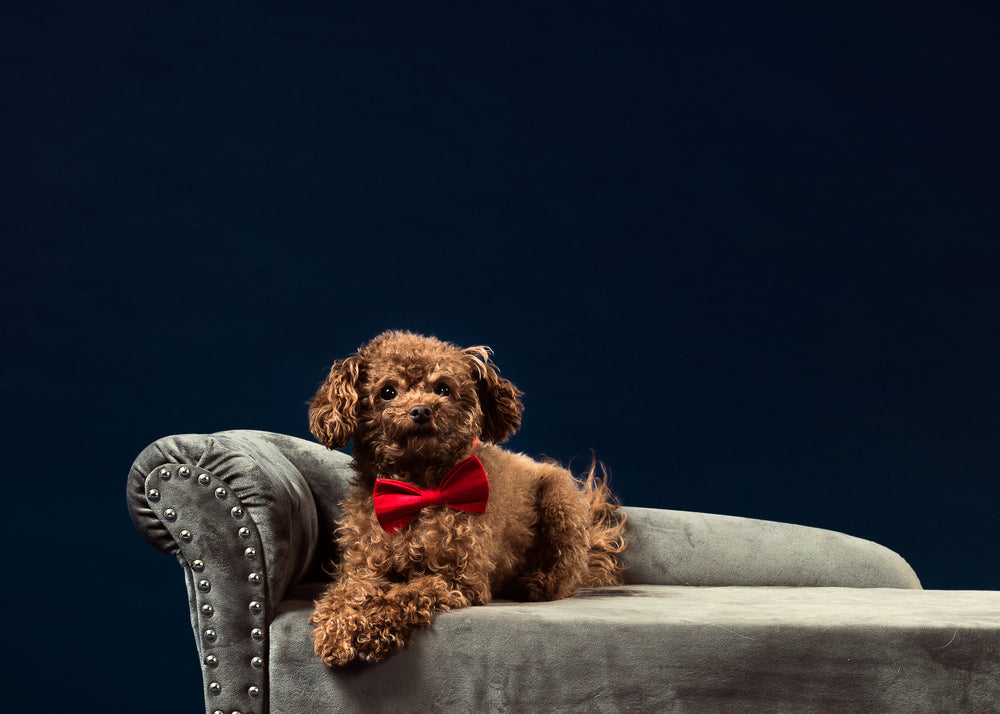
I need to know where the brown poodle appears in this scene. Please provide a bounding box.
[307,330,626,666]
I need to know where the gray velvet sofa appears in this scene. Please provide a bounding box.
[127,430,1000,713]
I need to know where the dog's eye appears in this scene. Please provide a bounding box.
[433,383,450,397]
[380,386,397,401]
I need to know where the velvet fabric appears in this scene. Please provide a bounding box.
[128,430,999,713]
[270,583,1000,713]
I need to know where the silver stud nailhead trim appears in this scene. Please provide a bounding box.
[146,464,265,710]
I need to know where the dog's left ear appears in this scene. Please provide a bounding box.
[463,346,524,444]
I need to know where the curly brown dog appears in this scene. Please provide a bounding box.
[307,330,626,666]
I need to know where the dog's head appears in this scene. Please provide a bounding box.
[309,331,524,472]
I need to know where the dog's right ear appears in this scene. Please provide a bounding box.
[308,355,363,449]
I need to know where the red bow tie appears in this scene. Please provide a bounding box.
[373,455,490,534]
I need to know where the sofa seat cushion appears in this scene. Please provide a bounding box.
[267,584,1000,712]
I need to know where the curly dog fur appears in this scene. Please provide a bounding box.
[308,331,626,666]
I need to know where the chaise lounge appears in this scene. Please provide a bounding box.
[127,430,1000,713]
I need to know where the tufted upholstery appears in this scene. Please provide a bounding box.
[128,430,1000,713]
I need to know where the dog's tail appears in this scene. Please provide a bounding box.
[579,458,627,587]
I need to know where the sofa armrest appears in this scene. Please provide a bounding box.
[126,429,354,714]
[621,506,922,589]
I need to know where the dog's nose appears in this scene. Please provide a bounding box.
[408,404,432,425]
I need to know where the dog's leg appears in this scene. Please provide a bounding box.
[514,467,593,601]
[311,568,473,665]
[350,575,471,663]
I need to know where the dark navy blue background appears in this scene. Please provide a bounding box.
[3,2,997,710]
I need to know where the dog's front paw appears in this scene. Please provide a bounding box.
[311,613,362,667]
[310,605,411,666]
[352,616,411,663]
